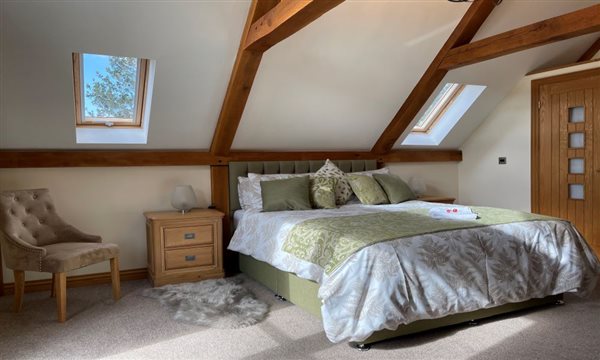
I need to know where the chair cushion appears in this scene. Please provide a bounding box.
[41,242,119,273]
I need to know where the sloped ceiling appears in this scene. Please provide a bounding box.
[0,0,250,149]
[1,0,599,150]
[234,0,600,151]
[233,1,468,151]
[395,0,600,149]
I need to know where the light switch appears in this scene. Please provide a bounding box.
[498,157,507,165]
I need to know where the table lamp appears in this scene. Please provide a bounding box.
[171,185,197,214]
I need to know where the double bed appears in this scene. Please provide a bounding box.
[227,160,600,347]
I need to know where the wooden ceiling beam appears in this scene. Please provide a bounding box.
[440,4,600,70]
[578,36,600,62]
[371,0,497,154]
[244,0,344,52]
[0,150,227,168]
[209,0,279,157]
[0,149,462,168]
[210,0,344,156]
[381,150,462,163]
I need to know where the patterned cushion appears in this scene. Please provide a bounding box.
[310,177,337,209]
[346,174,389,205]
[238,177,260,210]
[314,160,353,205]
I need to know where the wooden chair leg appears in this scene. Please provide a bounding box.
[110,257,121,301]
[13,270,24,313]
[50,273,56,298]
[56,272,67,323]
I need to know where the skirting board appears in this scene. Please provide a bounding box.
[2,268,147,295]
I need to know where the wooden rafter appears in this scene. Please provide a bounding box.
[209,0,278,157]
[0,150,227,168]
[0,149,462,168]
[578,36,600,62]
[440,4,600,70]
[210,0,345,156]
[371,0,497,154]
[244,0,344,52]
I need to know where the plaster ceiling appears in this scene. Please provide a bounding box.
[1,0,599,150]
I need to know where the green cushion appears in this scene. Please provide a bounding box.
[346,174,389,205]
[310,177,337,209]
[260,176,312,212]
[373,173,416,204]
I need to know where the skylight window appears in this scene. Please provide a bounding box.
[72,52,155,144]
[402,83,486,147]
[73,53,149,127]
[412,83,465,133]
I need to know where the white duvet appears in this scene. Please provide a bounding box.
[228,201,600,343]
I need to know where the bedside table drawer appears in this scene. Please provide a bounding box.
[164,247,214,270]
[164,225,213,248]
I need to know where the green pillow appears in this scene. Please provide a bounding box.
[373,173,416,204]
[260,176,312,212]
[346,174,389,205]
[310,177,337,209]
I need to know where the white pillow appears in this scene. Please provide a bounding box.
[240,172,313,210]
[350,167,390,177]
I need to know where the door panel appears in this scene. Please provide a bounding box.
[536,71,600,255]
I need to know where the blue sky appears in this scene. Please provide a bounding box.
[82,53,110,116]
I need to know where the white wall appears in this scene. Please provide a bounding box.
[388,163,459,200]
[0,166,211,283]
[459,60,600,211]
[0,161,460,284]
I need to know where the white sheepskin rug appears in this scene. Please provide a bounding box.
[142,276,269,329]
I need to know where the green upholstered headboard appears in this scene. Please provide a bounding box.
[228,160,378,215]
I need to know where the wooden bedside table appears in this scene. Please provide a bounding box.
[144,209,224,287]
[417,196,456,204]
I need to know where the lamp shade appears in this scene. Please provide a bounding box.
[171,185,197,213]
[409,176,427,197]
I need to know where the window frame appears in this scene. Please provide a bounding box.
[412,83,465,134]
[72,52,150,128]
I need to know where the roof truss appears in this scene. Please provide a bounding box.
[440,4,600,70]
[244,0,344,52]
[210,0,344,156]
[371,0,497,154]
[373,2,600,154]
[5,1,597,168]
[0,149,462,168]
[579,36,600,62]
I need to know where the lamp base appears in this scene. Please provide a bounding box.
[175,208,192,214]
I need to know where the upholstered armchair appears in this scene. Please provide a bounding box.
[0,189,120,322]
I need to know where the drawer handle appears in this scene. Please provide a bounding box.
[184,233,196,240]
[185,255,196,261]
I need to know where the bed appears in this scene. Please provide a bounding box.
[227,160,600,348]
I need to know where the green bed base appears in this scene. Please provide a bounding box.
[240,254,562,346]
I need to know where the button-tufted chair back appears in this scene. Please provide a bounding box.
[0,189,70,247]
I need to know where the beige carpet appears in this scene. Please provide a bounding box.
[1,275,598,360]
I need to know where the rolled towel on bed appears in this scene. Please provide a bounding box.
[428,206,478,221]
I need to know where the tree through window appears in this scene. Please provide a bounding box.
[72,52,150,127]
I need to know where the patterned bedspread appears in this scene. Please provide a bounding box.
[228,201,600,343]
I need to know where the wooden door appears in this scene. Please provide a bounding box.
[533,68,600,255]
